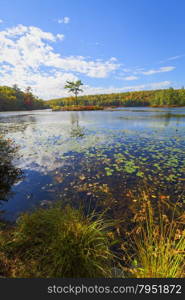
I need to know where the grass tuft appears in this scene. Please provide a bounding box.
[0,205,114,278]
[125,193,185,278]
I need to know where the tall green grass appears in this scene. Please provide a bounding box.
[0,205,114,278]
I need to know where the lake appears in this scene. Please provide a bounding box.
[0,107,185,222]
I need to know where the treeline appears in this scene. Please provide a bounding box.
[0,85,47,111]
[1,86,185,111]
[47,88,185,107]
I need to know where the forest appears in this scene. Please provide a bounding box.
[1,86,185,112]
[0,85,46,111]
[47,87,185,108]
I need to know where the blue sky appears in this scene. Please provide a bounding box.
[0,0,185,99]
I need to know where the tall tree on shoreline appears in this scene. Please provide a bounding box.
[64,80,83,106]
[24,86,34,109]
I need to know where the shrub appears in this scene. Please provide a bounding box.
[1,205,113,278]
[60,105,104,111]
[51,105,62,111]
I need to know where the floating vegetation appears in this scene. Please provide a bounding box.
[0,109,185,222]
[69,125,86,138]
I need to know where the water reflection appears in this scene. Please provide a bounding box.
[0,135,23,202]
[0,108,184,221]
[69,113,86,138]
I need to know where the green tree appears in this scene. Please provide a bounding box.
[64,80,83,105]
[0,85,45,111]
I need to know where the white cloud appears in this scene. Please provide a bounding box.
[141,66,175,75]
[0,19,3,24]
[0,24,173,100]
[0,24,119,99]
[58,17,70,24]
[110,57,117,62]
[167,55,184,61]
[122,68,132,72]
[159,54,185,63]
[45,54,119,78]
[56,33,65,40]
[81,81,171,96]
[121,65,175,77]
[122,75,138,81]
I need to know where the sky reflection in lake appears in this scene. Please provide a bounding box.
[0,108,185,221]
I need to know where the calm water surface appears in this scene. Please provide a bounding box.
[0,107,185,221]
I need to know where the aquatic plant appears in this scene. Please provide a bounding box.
[124,193,185,278]
[70,125,86,138]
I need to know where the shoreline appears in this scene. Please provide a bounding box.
[52,105,185,112]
